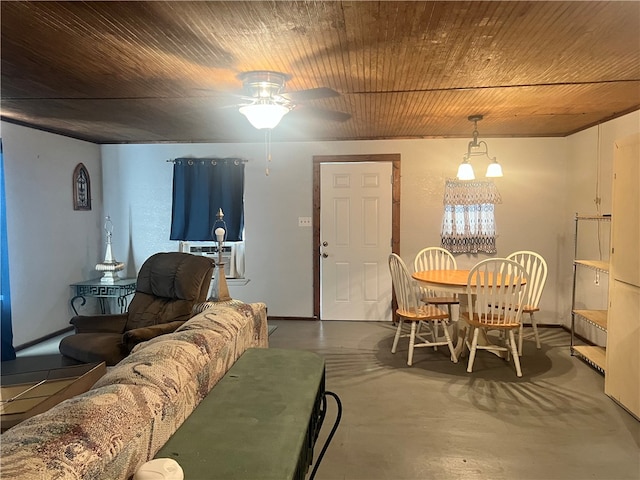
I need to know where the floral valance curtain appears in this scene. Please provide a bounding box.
[170,158,245,242]
[441,179,502,254]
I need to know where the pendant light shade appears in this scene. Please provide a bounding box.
[485,160,503,177]
[457,161,475,180]
[239,103,290,129]
[456,115,503,180]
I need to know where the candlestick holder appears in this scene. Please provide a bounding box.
[208,208,231,302]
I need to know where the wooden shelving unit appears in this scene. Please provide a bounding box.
[573,345,607,372]
[570,214,611,373]
[572,309,608,331]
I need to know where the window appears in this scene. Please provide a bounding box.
[440,179,501,254]
[170,158,245,242]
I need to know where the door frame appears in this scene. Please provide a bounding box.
[313,154,401,319]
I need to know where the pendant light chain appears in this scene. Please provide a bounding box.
[264,129,272,176]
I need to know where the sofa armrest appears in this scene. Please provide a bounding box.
[70,314,128,334]
[123,321,186,352]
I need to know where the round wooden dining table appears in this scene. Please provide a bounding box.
[412,269,472,294]
[411,269,512,358]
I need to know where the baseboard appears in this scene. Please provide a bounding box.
[14,326,73,352]
[265,320,568,326]
[267,316,317,321]
[559,324,599,346]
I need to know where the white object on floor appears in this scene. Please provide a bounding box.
[133,458,184,480]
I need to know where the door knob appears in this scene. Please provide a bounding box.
[322,253,329,258]
[322,241,328,247]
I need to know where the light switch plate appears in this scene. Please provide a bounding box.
[298,216,312,227]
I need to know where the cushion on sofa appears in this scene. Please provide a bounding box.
[0,383,165,480]
[95,331,227,401]
[0,301,269,480]
[179,302,268,348]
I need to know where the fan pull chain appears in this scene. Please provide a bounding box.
[264,129,272,176]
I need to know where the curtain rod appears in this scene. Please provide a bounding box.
[166,157,248,164]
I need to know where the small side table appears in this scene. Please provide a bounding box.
[70,278,137,315]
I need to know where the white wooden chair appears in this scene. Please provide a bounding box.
[414,246,460,332]
[507,251,548,354]
[388,253,458,366]
[464,258,529,377]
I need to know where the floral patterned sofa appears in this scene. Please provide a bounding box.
[0,301,268,480]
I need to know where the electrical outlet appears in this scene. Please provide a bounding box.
[298,216,312,227]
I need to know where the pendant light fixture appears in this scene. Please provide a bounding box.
[237,71,295,175]
[457,115,503,180]
[239,102,290,130]
[238,71,292,130]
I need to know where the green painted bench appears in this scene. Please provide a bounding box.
[156,347,326,479]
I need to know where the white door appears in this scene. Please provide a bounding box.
[320,162,393,321]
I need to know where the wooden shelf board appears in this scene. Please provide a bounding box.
[573,309,608,331]
[575,260,609,272]
[573,345,606,373]
[576,215,611,221]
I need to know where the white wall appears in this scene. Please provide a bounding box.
[1,122,103,346]
[101,134,571,322]
[2,110,637,345]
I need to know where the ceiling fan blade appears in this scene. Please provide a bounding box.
[281,87,341,102]
[204,93,257,109]
[294,105,352,122]
[193,88,254,102]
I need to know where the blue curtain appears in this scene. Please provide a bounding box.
[170,158,245,241]
[1,140,16,361]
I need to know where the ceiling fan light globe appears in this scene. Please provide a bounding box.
[485,161,503,177]
[239,104,290,129]
[457,162,475,180]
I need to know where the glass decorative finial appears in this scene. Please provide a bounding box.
[96,215,125,284]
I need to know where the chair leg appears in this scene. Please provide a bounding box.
[416,320,429,340]
[518,323,524,356]
[442,322,458,363]
[509,330,523,377]
[391,319,403,354]
[466,328,480,373]
[518,312,541,355]
[530,312,541,349]
[408,321,417,366]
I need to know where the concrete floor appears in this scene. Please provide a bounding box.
[9,320,639,479]
[267,320,640,480]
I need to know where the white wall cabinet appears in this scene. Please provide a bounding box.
[604,133,640,419]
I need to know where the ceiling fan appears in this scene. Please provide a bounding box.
[233,70,351,129]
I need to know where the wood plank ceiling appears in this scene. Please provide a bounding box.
[1,1,639,144]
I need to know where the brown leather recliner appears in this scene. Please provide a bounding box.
[59,252,214,366]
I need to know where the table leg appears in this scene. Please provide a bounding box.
[117,295,129,313]
[70,295,86,316]
[452,300,468,358]
[450,296,507,360]
[482,331,508,359]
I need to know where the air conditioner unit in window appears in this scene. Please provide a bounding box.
[178,241,244,279]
